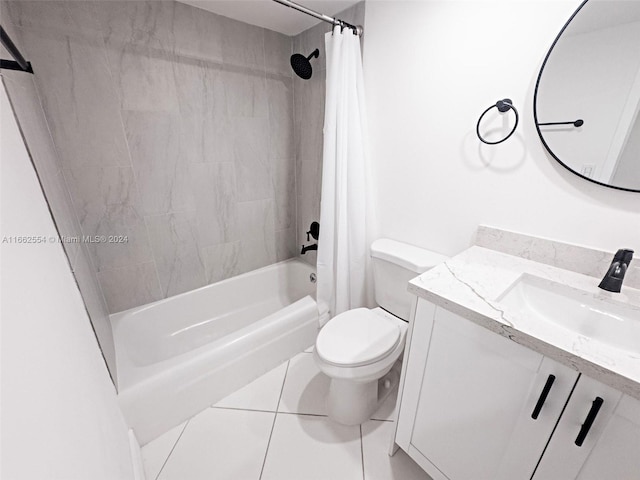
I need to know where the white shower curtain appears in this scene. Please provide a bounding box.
[316,26,375,325]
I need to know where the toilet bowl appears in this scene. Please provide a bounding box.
[314,307,407,425]
[314,239,447,425]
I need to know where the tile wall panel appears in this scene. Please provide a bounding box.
[97,262,164,314]
[3,0,299,319]
[237,199,277,273]
[201,241,242,285]
[191,161,239,247]
[145,210,207,298]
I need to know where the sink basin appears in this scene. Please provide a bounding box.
[498,274,640,353]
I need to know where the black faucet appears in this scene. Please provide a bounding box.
[598,249,634,293]
[301,243,318,255]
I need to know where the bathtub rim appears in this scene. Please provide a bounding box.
[110,257,315,319]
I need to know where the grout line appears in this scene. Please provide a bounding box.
[290,31,299,260]
[258,417,277,480]
[142,215,168,299]
[360,424,365,480]
[259,359,291,480]
[275,359,290,413]
[210,405,277,415]
[369,418,394,423]
[154,419,190,480]
[277,411,328,418]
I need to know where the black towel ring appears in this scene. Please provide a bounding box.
[476,99,519,145]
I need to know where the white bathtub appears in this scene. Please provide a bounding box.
[111,259,318,445]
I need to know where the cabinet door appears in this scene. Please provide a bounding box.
[402,302,578,480]
[534,376,639,479]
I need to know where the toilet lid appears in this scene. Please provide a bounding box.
[316,308,401,367]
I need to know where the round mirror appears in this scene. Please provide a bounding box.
[534,0,640,192]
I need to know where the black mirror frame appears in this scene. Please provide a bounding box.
[533,0,640,193]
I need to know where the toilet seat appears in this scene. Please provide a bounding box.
[316,308,401,368]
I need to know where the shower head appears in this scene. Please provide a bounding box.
[290,49,319,80]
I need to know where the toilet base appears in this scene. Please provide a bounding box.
[326,366,400,425]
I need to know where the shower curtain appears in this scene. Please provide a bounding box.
[316,26,375,325]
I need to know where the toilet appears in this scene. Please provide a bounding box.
[313,238,447,425]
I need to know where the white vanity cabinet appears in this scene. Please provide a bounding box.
[395,298,640,480]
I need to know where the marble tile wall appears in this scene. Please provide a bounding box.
[2,1,298,317]
[292,2,366,266]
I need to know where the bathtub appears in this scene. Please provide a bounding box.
[111,259,318,445]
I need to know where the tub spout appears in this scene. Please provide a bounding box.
[301,243,318,255]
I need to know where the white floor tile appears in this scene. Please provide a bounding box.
[278,352,330,415]
[261,414,363,480]
[214,361,288,412]
[362,420,432,480]
[141,422,187,480]
[371,385,399,421]
[158,408,274,480]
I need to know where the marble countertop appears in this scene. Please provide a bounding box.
[409,246,640,400]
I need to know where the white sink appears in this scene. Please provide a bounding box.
[498,274,640,354]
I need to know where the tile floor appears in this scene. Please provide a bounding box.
[141,349,431,480]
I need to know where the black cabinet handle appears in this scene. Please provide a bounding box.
[575,397,604,447]
[531,374,556,419]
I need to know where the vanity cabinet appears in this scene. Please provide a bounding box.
[395,298,640,480]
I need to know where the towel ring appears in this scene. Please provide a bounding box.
[476,99,519,145]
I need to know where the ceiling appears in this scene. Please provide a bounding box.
[178,0,361,36]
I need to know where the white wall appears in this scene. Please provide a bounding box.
[1,85,134,480]
[363,0,640,257]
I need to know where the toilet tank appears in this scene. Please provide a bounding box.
[371,239,448,321]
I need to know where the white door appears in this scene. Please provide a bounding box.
[407,304,578,480]
[533,376,637,480]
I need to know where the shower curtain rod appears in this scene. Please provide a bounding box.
[272,0,363,36]
[0,26,33,73]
